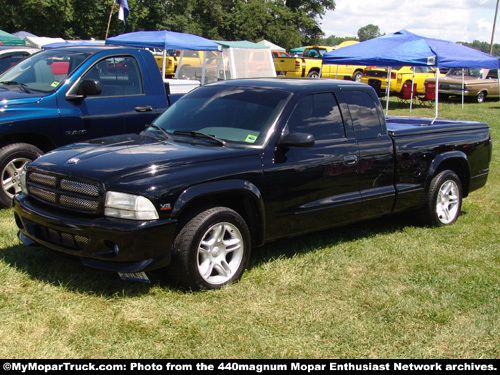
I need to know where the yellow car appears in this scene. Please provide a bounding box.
[361,66,441,96]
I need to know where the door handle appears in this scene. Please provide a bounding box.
[135,105,153,112]
[343,155,358,166]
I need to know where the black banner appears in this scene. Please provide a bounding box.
[1,359,498,374]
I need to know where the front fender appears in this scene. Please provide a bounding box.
[171,179,266,244]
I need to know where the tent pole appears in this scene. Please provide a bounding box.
[162,49,166,79]
[410,67,415,113]
[385,67,392,116]
[462,69,465,108]
[432,67,440,123]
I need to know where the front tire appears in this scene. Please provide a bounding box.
[168,206,251,290]
[0,143,43,208]
[419,170,462,227]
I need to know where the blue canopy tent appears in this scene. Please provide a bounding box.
[322,30,500,118]
[106,30,222,78]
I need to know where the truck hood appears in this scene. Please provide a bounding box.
[0,87,43,104]
[31,133,261,183]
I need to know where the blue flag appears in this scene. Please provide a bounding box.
[115,0,129,23]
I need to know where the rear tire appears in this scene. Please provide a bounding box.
[307,70,320,78]
[419,170,462,227]
[0,143,43,208]
[168,206,251,290]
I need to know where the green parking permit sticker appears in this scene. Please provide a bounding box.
[245,134,257,143]
[50,81,59,87]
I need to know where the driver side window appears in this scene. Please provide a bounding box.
[83,56,144,97]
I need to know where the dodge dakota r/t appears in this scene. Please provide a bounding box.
[13,78,492,290]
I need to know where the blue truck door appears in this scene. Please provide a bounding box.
[58,56,128,143]
[120,56,159,134]
[263,92,362,239]
[342,90,396,217]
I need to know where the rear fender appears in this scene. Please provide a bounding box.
[426,151,470,196]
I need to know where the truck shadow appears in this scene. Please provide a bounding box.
[0,244,153,297]
[1,211,466,295]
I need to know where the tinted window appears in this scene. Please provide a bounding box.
[288,93,345,141]
[0,52,29,74]
[344,91,382,139]
[153,86,290,145]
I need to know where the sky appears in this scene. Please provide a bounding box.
[320,0,499,44]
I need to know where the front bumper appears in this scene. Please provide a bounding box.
[13,194,178,273]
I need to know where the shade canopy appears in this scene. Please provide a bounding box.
[0,30,25,46]
[105,30,222,51]
[257,39,285,52]
[323,29,499,69]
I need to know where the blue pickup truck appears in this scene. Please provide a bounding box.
[13,79,492,290]
[0,46,170,207]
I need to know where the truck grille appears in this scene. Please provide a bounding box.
[27,171,101,214]
[34,223,89,251]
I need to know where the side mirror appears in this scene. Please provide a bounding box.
[77,79,102,97]
[279,132,315,147]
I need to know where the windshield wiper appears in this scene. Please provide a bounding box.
[173,130,226,146]
[0,81,32,93]
[144,124,171,140]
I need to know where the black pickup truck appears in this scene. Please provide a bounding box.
[13,79,492,290]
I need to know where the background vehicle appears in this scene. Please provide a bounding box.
[425,68,499,103]
[0,46,39,74]
[361,66,440,96]
[0,46,172,208]
[14,78,492,290]
[274,42,364,80]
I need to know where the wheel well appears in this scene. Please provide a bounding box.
[433,158,470,197]
[175,191,264,246]
[0,132,55,153]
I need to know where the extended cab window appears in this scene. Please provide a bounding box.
[287,93,345,141]
[84,56,143,97]
[344,91,382,139]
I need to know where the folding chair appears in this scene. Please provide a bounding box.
[417,81,435,105]
[396,81,416,105]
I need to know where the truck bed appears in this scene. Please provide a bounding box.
[386,116,489,136]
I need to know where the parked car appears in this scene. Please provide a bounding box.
[0,46,174,208]
[0,46,40,74]
[14,78,492,290]
[361,66,440,96]
[425,68,499,103]
[271,50,290,58]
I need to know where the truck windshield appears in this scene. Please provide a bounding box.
[0,49,91,93]
[153,85,290,146]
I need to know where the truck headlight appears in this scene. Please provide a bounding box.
[105,192,159,220]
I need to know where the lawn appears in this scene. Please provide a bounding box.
[0,98,498,359]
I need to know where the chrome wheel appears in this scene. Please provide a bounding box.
[1,157,30,199]
[197,222,245,286]
[436,180,460,225]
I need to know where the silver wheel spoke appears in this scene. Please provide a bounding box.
[197,221,245,286]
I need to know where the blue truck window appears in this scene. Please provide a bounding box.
[343,91,382,139]
[288,93,345,141]
[84,56,144,97]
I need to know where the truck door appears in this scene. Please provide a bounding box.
[262,92,361,239]
[343,90,395,217]
[59,55,156,143]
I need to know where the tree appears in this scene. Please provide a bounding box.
[357,24,382,41]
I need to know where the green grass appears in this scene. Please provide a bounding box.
[1,98,499,359]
